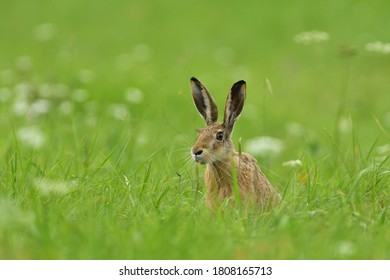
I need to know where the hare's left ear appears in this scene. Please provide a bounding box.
[223,80,246,136]
[190,77,218,126]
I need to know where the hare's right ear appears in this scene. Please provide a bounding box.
[223,80,246,135]
[190,77,218,126]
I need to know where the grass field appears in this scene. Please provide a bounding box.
[1,0,390,259]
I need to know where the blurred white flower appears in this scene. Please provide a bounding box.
[108,103,129,120]
[30,99,52,115]
[294,30,329,45]
[0,87,11,103]
[338,116,352,133]
[136,134,149,146]
[33,178,77,196]
[13,82,33,115]
[17,126,46,149]
[15,82,33,98]
[377,144,390,156]
[282,159,302,168]
[0,198,36,231]
[71,88,89,102]
[337,241,356,257]
[245,136,284,157]
[33,22,57,41]
[16,56,33,71]
[365,41,390,54]
[125,87,143,104]
[59,101,74,115]
[13,100,29,116]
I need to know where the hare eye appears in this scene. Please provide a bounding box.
[216,131,224,141]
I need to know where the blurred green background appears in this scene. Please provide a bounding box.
[0,0,389,259]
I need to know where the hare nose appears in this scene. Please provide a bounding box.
[194,149,203,156]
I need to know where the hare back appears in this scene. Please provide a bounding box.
[235,152,280,206]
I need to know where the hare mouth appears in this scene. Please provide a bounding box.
[192,154,207,164]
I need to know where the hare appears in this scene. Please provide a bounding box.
[190,77,281,209]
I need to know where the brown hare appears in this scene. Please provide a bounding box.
[190,77,281,209]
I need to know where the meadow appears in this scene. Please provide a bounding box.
[0,0,389,259]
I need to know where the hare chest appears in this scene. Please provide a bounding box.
[204,152,280,208]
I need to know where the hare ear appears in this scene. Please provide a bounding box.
[223,80,246,135]
[190,77,218,126]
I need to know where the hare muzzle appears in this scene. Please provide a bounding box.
[191,148,204,163]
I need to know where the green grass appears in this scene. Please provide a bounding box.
[1,0,390,259]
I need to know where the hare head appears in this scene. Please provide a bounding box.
[190,77,245,165]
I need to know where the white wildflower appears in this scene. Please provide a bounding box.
[33,178,77,196]
[13,100,29,116]
[338,116,352,133]
[136,134,149,146]
[13,83,32,116]
[0,198,35,231]
[377,144,390,156]
[30,99,52,115]
[337,241,356,257]
[294,30,329,45]
[33,22,57,41]
[17,126,46,149]
[365,41,390,54]
[245,136,284,157]
[15,82,33,98]
[108,103,129,121]
[125,87,143,104]
[59,101,74,115]
[282,159,303,168]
